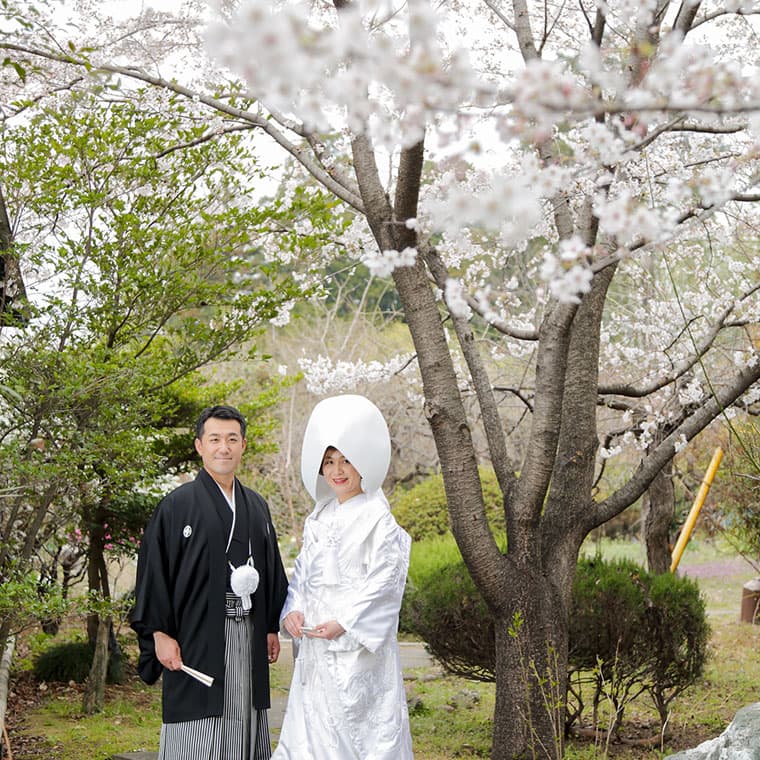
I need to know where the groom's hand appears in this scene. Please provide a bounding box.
[153,631,183,671]
[267,633,281,663]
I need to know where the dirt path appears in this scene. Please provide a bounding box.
[677,556,755,579]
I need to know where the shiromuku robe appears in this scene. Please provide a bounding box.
[131,468,288,723]
[272,491,414,760]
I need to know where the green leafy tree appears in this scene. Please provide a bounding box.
[711,420,760,573]
[0,89,325,712]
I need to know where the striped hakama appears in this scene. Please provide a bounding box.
[159,594,272,760]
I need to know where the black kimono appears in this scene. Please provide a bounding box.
[131,468,289,723]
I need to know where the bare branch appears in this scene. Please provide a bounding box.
[151,124,254,159]
[594,358,760,527]
[493,385,534,412]
[666,122,745,134]
[482,0,516,31]
[264,102,362,200]
[690,7,760,30]
[466,295,539,340]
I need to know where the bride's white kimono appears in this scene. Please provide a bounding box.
[272,491,413,760]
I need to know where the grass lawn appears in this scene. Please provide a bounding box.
[7,537,759,759]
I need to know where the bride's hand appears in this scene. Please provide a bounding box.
[305,620,345,640]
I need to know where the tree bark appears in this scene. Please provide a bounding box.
[81,616,110,715]
[0,632,15,749]
[494,577,566,760]
[642,461,675,574]
[0,182,27,327]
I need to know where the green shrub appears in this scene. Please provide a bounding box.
[568,557,648,672]
[401,534,495,681]
[392,466,505,542]
[403,549,710,736]
[644,570,710,725]
[33,639,127,685]
[568,558,709,735]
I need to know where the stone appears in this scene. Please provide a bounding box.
[665,703,760,760]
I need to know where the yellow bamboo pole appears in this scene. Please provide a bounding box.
[670,446,724,573]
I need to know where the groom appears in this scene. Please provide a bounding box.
[131,405,289,759]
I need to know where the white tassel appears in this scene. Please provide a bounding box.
[230,561,260,611]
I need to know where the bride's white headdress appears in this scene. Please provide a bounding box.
[301,394,391,501]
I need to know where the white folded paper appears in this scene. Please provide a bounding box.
[181,664,214,687]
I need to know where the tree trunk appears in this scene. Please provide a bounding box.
[0,631,15,748]
[642,461,675,574]
[81,616,110,715]
[493,574,567,760]
[0,182,28,327]
[86,511,110,644]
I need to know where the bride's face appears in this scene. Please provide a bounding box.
[321,447,363,503]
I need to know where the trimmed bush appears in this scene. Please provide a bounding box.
[401,534,495,681]
[392,466,505,542]
[644,570,710,725]
[402,548,710,735]
[568,557,648,672]
[568,558,709,734]
[33,639,126,685]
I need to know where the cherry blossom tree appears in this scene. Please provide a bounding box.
[3,0,760,756]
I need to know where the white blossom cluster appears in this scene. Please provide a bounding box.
[362,246,417,278]
[674,433,689,454]
[593,190,667,247]
[639,33,753,111]
[538,235,594,305]
[443,278,472,320]
[270,299,296,327]
[678,377,705,406]
[205,0,482,147]
[298,352,415,395]
[424,170,543,245]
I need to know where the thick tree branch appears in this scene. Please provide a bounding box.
[673,0,702,35]
[346,125,509,610]
[510,299,577,560]
[421,243,517,501]
[393,142,425,237]
[542,265,617,592]
[0,187,11,252]
[594,358,760,528]
[512,0,540,61]
[350,134,394,250]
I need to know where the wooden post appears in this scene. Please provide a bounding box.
[670,446,723,573]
